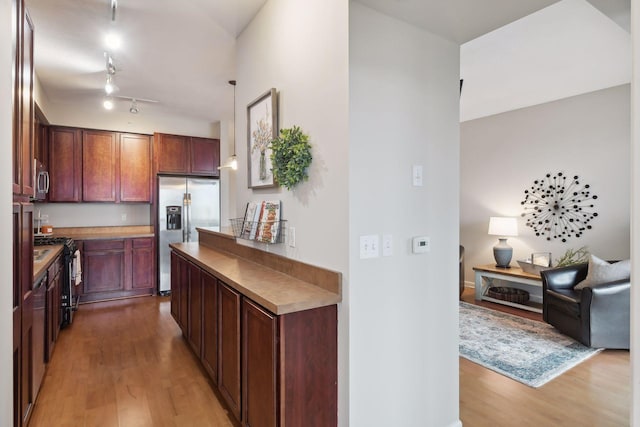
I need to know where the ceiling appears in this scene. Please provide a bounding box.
[26,0,631,126]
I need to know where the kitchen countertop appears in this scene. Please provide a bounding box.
[33,244,63,281]
[171,241,342,315]
[51,225,154,240]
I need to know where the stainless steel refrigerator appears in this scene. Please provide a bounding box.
[158,176,220,293]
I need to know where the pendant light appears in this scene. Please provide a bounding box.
[219,80,238,170]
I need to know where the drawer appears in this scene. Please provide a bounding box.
[132,238,153,249]
[83,239,125,251]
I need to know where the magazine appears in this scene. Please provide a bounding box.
[242,201,259,239]
[256,200,281,243]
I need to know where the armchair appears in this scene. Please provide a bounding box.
[540,263,630,349]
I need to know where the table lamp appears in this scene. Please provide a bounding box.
[488,217,518,268]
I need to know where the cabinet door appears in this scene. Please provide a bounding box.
[201,271,218,382]
[218,281,241,420]
[12,201,21,427]
[179,256,189,331]
[11,0,21,196]
[190,137,220,176]
[48,127,82,202]
[156,133,188,174]
[82,130,118,202]
[120,133,152,202]
[188,263,202,356]
[46,266,60,362]
[83,240,125,294]
[131,238,154,290]
[19,9,34,198]
[243,299,278,427]
[170,252,181,322]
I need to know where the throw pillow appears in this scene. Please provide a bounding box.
[574,255,630,290]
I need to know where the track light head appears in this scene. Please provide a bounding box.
[129,99,139,114]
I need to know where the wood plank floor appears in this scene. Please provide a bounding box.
[30,291,630,426]
[29,296,234,427]
[460,288,630,427]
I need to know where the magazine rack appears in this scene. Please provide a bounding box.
[230,218,287,244]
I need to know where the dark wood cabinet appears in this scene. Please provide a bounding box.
[218,282,242,420]
[242,299,278,427]
[201,271,218,382]
[169,252,338,427]
[82,130,118,202]
[81,237,156,303]
[83,239,125,294]
[120,133,152,202]
[155,132,220,176]
[12,0,34,198]
[48,127,82,202]
[12,202,22,427]
[45,256,62,362]
[187,263,202,356]
[48,127,153,203]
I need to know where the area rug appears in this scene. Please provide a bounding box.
[459,301,602,387]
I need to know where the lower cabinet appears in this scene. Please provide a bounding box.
[170,251,338,427]
[45,255,62,362]
[80,237,155,303]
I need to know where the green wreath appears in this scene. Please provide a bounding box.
[270,126,312,190]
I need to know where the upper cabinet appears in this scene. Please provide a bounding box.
[48,126,153,203]
[155,133,220,177]
[12,0,34,198]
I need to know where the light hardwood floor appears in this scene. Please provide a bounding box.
[460,288,630,427]
[29,296,234,427]
[30,292,630,426]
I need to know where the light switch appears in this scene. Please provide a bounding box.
[382,234,393,256]
[412,165,423,187]
[359,234,380,259]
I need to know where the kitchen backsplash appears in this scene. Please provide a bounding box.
[34,203,152,228]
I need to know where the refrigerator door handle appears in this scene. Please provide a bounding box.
[186,193,192,241]
[182,193,188,242]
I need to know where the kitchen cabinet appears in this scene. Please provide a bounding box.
[170,249,338,427]
[32,273,46,402]
[48,127,82,202]
[19,201,35,427]
[120,133,153,202]
[12,203,22,427]
[187,263,202,356]
[201,270,218,381]
[12,0,34,198]
[242,298,277,427]
[217,281,242,420]
[49,126,153,203]
[80,237,155,303]
[155,132,220,176]
[82,130,118,202]
[46,255,62,362]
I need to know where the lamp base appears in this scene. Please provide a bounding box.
[493,238,513,268]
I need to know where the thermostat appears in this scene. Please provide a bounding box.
[412,236,430,253]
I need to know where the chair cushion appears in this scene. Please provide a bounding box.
[574,255,630,290]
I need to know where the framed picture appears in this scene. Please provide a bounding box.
[247,88,278,189]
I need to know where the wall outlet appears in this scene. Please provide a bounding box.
[121,213,127,222]
[382,234,393,256]
[412,165,423,187]
[289,227,296,247]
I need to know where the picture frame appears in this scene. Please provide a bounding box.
[247,88,278,189]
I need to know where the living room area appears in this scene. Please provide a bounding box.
[458,0,631,424]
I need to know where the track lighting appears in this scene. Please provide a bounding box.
[104,75,115,95]
[105,53,116,75]
[103,97,114,110]
[129,99,139,114]
[219,80,238,171]
[110,0,117,22]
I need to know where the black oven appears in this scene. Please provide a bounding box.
[34,236,78,326]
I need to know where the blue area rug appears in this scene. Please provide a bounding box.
[459,301,602,387]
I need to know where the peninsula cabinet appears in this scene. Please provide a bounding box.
[155,133,220,176]
[79,237,155,303]
[170,251,338,427]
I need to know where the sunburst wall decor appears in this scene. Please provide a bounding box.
[521,172,598,242]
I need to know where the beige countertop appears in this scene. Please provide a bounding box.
[171,241,342,315]
[52,225,154,240]
[33,244,64,281]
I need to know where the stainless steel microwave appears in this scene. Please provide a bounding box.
[33,158,49,201]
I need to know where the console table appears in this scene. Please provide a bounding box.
[473,264,543,313]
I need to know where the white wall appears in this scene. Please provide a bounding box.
[236,0,350,423]
[350,4,461,426]
[1,0,14,424]
[461,84,631,282]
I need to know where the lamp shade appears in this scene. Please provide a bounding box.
[488,217,518,237]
